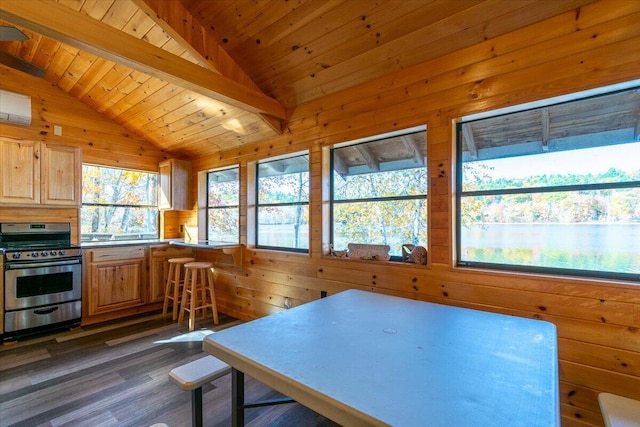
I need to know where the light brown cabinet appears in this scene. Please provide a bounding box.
[0,138,81,206]
[41,143,81,205]
[148,245,194,303]
[84,246,146,317]
[158,159,191,210]
[0,256,3,335]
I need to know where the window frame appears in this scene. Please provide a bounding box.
[206,166,240,244]
[255,152,310,253]
[329,126,428,262]
[455,84,640,282]
[81,164,159,242]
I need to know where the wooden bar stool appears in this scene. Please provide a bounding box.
[162,257,195,320]
[179,261,219,331]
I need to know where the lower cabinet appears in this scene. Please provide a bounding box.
[84,246,147,319]
[82,244,195,324]
[149,245,194,303]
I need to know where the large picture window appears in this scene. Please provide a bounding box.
[457,85,640,281]
[81,165,158,241]
[256,153,309,252]
[207,166,239,243]
[331,127,427,260]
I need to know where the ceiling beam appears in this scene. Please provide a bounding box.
[356,145,380,171]
[461,124,478,160]
[400,135,425,166]
[0,50,45,77]
[133,0,283,134]
[0,0,286,120]
[541,108,550,151]
[333,153,348,178]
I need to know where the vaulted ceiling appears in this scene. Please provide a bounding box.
[0,0,598,160]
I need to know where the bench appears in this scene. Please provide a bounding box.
[169,355,231,427]
[599,393,640,427]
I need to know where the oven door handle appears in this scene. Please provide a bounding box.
[34,306,60,315]
[6,259,82,269]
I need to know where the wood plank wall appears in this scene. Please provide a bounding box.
[0,64,167,170]
[189,2,640,427]
[0,1,637,426]
[0,63,168,239]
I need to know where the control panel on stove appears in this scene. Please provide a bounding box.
[6,247,82,261]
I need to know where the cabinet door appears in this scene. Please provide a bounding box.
[86,246,146,316]
[41,143,81,206]
[89,260,145,315]
[148,246,194,303]
[149,255,169,303]
[158,159,191,210]
[0,138,40,204]
[0,256,3,334]
[158,160,172,210]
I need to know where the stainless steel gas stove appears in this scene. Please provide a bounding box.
[1,222,82,340]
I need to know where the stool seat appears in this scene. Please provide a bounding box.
[163,257,195,321]
[184,261,214,269]
[179,261,219,331]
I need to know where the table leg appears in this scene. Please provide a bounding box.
[232,368,244,427]
[192,388,203,427]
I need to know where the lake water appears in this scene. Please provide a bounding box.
[461,223,640,275]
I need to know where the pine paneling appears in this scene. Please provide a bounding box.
[0,64,166,171]
[1,2,638,426]
[186,5,640,427]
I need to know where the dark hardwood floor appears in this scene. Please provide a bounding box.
[0,313,341,427]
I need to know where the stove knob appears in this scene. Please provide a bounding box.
[50,250,57,256]
[32,251,39,258]
[59,249,66,256]
[41,251,48,257]
[12,252,21,259]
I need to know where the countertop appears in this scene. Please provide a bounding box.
[81,239,172,248]
[168,240,240,249]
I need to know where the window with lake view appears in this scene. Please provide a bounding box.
[256,153,309,252]
[207,166,239,243]
[456,84,640,281]
[331,127,427,260]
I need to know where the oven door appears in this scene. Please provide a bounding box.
[4,259,82,311]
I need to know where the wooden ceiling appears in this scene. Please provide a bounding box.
[0,0,598,160]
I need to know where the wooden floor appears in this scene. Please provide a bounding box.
[0,313,341,427]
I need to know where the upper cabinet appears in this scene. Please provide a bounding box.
[41,143,81,206]
[158,159,191,210]
[0,138,81,206]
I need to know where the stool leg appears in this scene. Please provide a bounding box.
[172,262,182,321]
[162,262,176,317]
[207,267,219,325]
[178,268,190,326]
[191,387,203,427]
[188,270,198,331]
[201,269,209,320]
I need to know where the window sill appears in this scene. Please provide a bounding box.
[322,254,429,268]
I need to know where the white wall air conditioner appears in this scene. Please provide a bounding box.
[0,89,32,126]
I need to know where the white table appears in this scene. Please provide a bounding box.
[203,289,559,426]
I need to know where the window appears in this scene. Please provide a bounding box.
[207,166,239,243]
[256,153,309,252]
[331,127,427,260]
[457,85,640,281]
[81,165,158,241]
